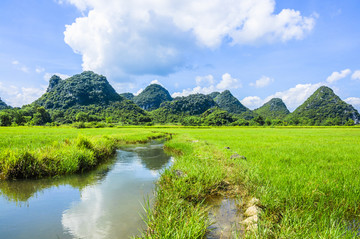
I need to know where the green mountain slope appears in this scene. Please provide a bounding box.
[35,71,122,109]
[119,93,135,100]
[288,86,360,124]
[254,98,290,119]
[150,94,217,123]
[0,97,10,110]
[214,90,250,114]
[208,92,220,99]
[133,84,172,111]
[163,94,216,115]
[32,71,150,124]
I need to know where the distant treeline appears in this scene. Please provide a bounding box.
[0,106,356,127]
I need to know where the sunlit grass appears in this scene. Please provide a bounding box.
[1,126,359,237]
[0,127,168,179]
[151,127,360,238]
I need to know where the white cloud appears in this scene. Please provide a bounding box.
[35,67,45,73]
[0,82,46,107]
[63,0,315,78]
[172,85,217,98]
[11,60,30,73]
[326,69,351,83]
[150,80,163,86]
[250,76,274,88]
[43,72,70,82]
[345,97,360,111]
[62,186,110,239]
[134,88,143,96]
[217,73,241,90]
[351,70,360,80]
[241,82,324,111]
[172,73,241,97]
[265,83,323,111]
[241,96,263,109]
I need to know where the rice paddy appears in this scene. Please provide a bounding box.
[1,126,359,238]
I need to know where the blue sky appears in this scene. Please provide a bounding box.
[0,0,359,111]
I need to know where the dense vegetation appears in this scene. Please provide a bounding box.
[254,98,290,119]
[214,90,250,114]
[160,94,216,115]
[35,71,122,109]
[0,126,359,237]
[0,71,151,126]
[208,91,220,99]
[133,84,172,111]
[0,71,359,126]
[141,127,360,238]
[119,92,135,100]
[1,71,359,237]
[286,86,360,125]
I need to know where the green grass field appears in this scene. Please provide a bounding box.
[1,126,359,238]
[0,127,168,179]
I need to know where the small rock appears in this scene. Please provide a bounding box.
[192,140,199,143]
[174,170,186,178]
[241,215,258,226]
[224,147,230,149]
[248,197,260,206]
[230,154,246,160]
[230,153,240,159]
[244,205,261,217]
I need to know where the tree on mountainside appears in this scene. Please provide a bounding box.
[0,112,12,126]
[133,84,172,111]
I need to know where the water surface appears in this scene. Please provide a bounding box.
[0,141,172,239]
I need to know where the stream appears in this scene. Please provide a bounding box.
[0,140,172,239]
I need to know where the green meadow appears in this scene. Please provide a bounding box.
[1,126,360,238]
[151,127,360,238]
[0,127,168,179]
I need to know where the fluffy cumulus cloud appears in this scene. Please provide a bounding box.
[345,97,360,111]
[240,96,263,109]
[249,76,274,88]
[216,73,241,90]
[326,69,351,83]
[62,0,315,78]
[0,82,46,107]
[352,70,360,80]
[172,73,241,97]
[241,83,323,111]
[150,80,162,86]
[264,83,323,111]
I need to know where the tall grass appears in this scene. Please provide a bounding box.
[138,135,234,238]
[0,127,169,179]
[152,127,360,238]
[1,126,359,237]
